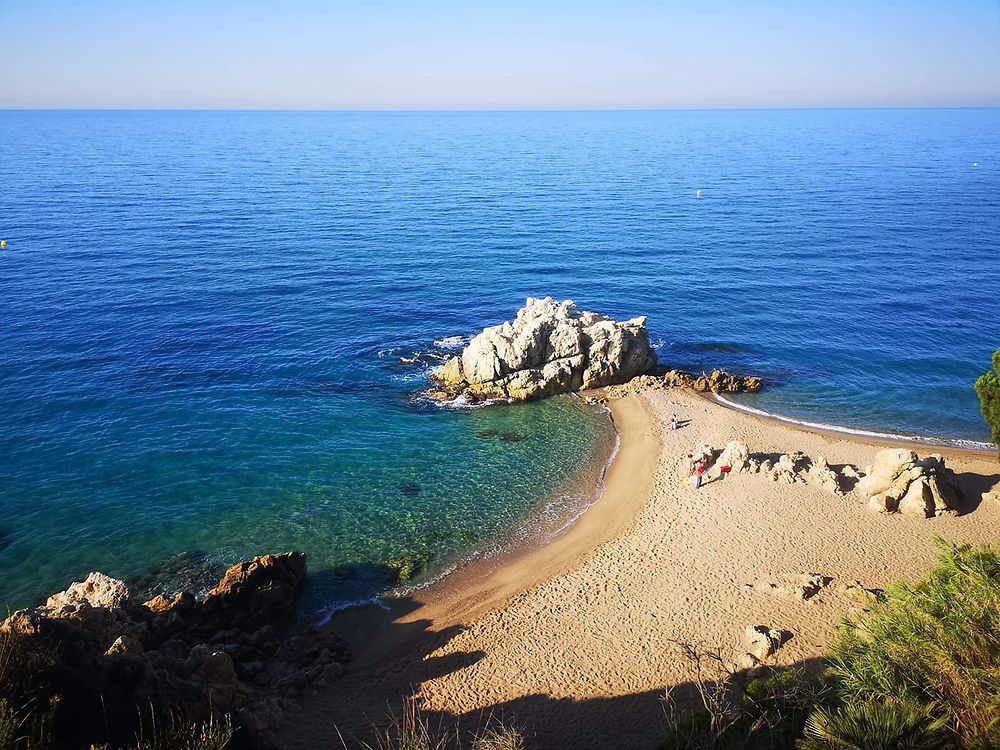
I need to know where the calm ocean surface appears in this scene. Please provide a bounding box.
[1,109,998,611]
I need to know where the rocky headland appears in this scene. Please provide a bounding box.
[429,296,657,401]
[1,553,346,749]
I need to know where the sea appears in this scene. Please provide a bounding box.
[1,108,998,612]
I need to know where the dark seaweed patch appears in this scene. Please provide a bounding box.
[398,481,421,497]
[499,431,529,443]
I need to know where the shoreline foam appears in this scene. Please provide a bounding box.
[713,393,996,454]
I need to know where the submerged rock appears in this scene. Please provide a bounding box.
[398,481,421,497]
[380,551,433,584]
[129,549,223,602]
[430,297,656,401]
[499,430,529,442]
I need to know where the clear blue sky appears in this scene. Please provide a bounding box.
[2,0,999,109]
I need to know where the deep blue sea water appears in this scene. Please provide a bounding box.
[1,109,998,611]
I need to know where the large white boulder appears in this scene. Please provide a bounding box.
[432,297,657,401]
[861,448,960,517]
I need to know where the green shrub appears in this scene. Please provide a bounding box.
[975,348,1000,458]
[659,641,828,750]
[797,699,949,750]
[657,711,724,750]
[0,700,25,750]
[825,538,1000,748]
[742,669,830,747]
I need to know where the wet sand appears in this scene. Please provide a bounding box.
[282,389,1000,749]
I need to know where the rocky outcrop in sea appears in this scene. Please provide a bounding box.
[0,552,347,749]
[429,297,657,401]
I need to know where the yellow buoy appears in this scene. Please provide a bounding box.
[0,240,6,249]
[695,189,702,199]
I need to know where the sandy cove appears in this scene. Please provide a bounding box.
[282,389,1000,750]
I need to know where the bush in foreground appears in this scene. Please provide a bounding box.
[798,699,949,750]
[0,624,56,750]
[823,538,1000,749]
[658,639,829,750]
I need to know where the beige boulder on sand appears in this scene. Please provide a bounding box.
[860,448,961,517]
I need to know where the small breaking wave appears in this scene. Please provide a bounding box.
[391,370,430,384]
[315,595,389,626]
[433,335,469,351]
[434,393,507,409]
[714,394,995,452]
[399,351,450,366]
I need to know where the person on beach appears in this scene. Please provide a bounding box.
[670,415,678,432]
[694,462,705,489]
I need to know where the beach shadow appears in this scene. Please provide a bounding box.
[409,656,826,750]
[288,588,828,750]
[952,472,1000,516]
[281,590,489,748]
[829,464,861,492]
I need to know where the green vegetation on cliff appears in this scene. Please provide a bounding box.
[975,348,1000,458]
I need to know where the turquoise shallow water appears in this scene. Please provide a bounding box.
[1,109,998,611]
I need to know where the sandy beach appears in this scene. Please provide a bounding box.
[282,388,1000,750]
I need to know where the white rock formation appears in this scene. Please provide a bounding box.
[805,456,843,495]
[431,297,657,401]
[45,571,130,610]
[860,448,960,517]
[717,440,750,472]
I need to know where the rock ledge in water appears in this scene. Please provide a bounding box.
[429,297,657,401]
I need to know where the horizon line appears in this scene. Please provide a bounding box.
[2,105,1000,114]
